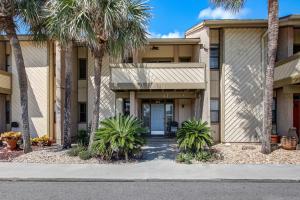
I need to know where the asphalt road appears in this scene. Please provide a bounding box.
[0,181,300,200]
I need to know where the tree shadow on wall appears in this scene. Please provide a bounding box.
[225,63,264,142]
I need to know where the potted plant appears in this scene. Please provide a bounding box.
[271,134,280,144]
[0,132,22,150]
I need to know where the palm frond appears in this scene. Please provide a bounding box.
[210,0,245,12]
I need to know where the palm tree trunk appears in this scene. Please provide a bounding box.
[261,0,279,154]
[88,46,105,151]
[5,19,32,153]
[62,42,73,149]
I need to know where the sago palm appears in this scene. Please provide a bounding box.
[86,0,150,151]
[43,0,94,149]
[210,0,279,154]
[177,119,213,153]
[0,0,44,153]
[93,115,146,161]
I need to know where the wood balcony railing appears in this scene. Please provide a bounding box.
[110,63,206,90]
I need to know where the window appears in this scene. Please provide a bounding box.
[78,59,87,80]
[179,57,191,62]
[272,97,277,124]
[5,55,10,71]
[210,99,220,123]
[123,57,133,63]
[210,44,220,69]
[123,99,130,116]
[78,103,87,123]
[294,44,300,54]
[5,101,10,124]
[142,58,173,63]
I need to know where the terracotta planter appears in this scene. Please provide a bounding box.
[5,139,18,150]
[281,136,297,150]
[271,135,280,144]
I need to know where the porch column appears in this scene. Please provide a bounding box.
[130,91,137,116]
[0,42,6,132]
[55,42,65,145]
[277,88,293,135]
[0,94,5,133]
[194,91,202,120]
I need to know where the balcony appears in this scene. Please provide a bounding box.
[110,63,206,90]
[0,70,11,94]
[274,53,300,88]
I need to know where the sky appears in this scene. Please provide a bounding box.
[148,0,300,38]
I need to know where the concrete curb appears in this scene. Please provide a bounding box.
[1,178,300,183]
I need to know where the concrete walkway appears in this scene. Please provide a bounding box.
[1,161,300,182]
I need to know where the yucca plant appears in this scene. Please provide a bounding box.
[177,119,213,153]
[92,115,146,161]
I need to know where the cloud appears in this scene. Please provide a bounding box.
[149,31,183,38]
[198,7,249,19]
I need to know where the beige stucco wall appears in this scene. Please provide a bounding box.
[11,42,49,137]
[276,88,293,135]
[178,99,192,127]
[87,52,115,125]
[223,28,264,142]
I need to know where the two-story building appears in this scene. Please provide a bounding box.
[0,15,300,144]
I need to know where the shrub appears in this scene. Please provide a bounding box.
[176,152,193,164]
[78,150,92,160]
[195,151,213,162]
[92,115,146,161]
[77,130,89,146]
[1,132,22,141]
[177,119,213,153]
[67,145,86,157]
[31,135,52,146]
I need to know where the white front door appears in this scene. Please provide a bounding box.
[151,104,165,135]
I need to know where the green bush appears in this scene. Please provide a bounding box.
[177,119,213,153]
[78,150,92,160]
[77,130,89,146]
[176,152,193,164]
[67,145,86,157]
[195,151,213,162]
[92,115,146,161]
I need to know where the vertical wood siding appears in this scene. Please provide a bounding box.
[224,28,264,142]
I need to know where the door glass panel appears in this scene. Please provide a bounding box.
[142,104,150,133]
[165,104,174,130]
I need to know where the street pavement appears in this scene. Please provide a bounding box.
[0,181,300,200]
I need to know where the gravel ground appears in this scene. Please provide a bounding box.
[206,143,300,164]
[11,145,100,164]
[6,143,300,164]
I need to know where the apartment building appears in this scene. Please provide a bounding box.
[0,15,299,144]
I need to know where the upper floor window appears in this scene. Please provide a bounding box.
[294,44,300,54]
[210,44,220,69]
[179,57,191,62]
[78,59,87,80]
[142,58,173,63]
[123,57,133,63]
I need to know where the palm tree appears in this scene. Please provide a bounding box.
[210,0,279,154]
[85,0,150,151]
[43,0,94,149]
[0,0,44,153]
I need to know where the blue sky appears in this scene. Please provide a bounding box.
[149,0,300,38]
